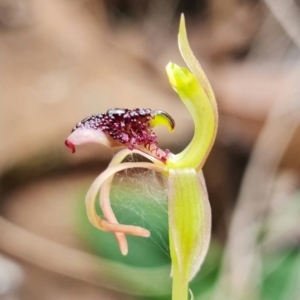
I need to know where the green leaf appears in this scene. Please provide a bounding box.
[168,169,211,283]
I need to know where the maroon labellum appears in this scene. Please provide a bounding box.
[65,108,174,162]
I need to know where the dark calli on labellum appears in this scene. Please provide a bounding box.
[65,108,175,162]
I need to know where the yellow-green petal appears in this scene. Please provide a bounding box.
[168,168,211,284]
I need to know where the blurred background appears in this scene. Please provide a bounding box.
[0,0,300,299]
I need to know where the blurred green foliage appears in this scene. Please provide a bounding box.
[75,181,300,300]
[261,248,300,300]
[75,179,222,299]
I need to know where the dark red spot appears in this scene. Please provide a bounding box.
[65,140,75,153]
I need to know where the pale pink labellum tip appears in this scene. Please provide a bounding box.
[65,128,122,153]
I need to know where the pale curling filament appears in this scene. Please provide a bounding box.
[85,149,167,255]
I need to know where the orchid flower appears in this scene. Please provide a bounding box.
[65,15,218,300]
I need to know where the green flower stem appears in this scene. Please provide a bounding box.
[172,271,188,300]
[171,251,188,300]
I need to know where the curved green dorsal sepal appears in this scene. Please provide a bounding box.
[166,63,216,169]
[165,15,218,170]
